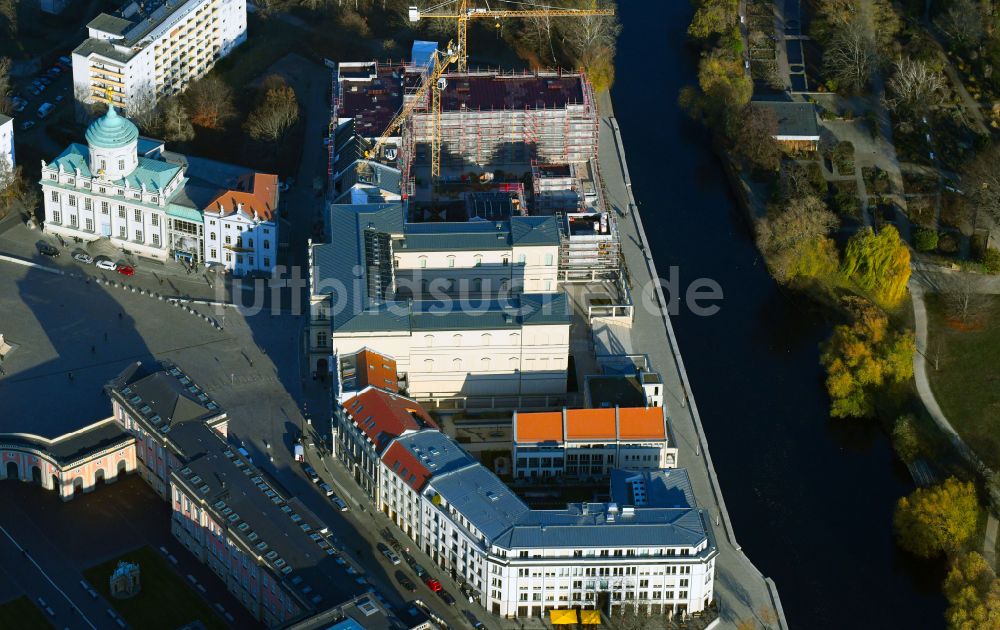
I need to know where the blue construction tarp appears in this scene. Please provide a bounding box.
[411,40,438,70]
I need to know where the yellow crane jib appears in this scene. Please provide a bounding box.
[408,1,615,72]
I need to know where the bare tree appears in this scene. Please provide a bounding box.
[245,76,299,143]
[823,19,877,93]
[127,92,161,135]
[959,143,1000,226]
[936,0,985,49]
[161,96,195,143]
[183,76,236,130]
[941,272,988,323]
[731,103,781,172]
[0,57,10,115]
[885,58,945,117]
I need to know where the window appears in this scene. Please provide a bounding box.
[85,198,93,210]
[85,218,94,232]
[248,239,253,248]
[211,249,217,258]
[474,254,483,267]
[481,333,491,346]
[119,226,126,238]
[226,252,232,262]
[135,230,142,242]
[264,257,270,268]
[101,201,109,214]
[424,335,434,347]
[502,256,509,266]
[545,253,554,265]
[481,357,491,371]
[447,255,455,268]
[118,159,125,171]
[453,358,463,371]
[151,196,158,203]
[134,209,142,221]
[118,206,126,218]
[210,220,216,225]
[423,358,434,372]
[99,186,106,193]
[52,210,61,223]
[210,232,216,240]
[50,191,59,203]
[249,256,254,266]
[419,256,427,268]
[151,215,159,227]
[100,160,106,171]
[236,236,243,248]
[152,234,160,246]
[317,331,327,348]
[225,235,231,245]
[452,334,463,347]
[70,215,78,227]
[236,255,243,263]
[517,253,526,264]
[263,239,269,249]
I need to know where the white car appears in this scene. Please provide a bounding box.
[72,253,93,264]
[95,259,116,271]
[319,482,334,497]
[331,496,349,511]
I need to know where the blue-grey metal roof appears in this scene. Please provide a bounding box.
[429,463,531,541]
[401,220,513,251]
[609,468,696,509]
[48,142,182,193]
[511,215,559,246]
[391,429,475,477]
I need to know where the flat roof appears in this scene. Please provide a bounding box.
[515,407,666,443]
[751,100,820,139]
[336,62,413,137]
[439,72,588,112]
[586,374,647,408]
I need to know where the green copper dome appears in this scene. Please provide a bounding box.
[85,105,139,149]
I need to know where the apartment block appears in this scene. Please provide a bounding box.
[72,0,246,113]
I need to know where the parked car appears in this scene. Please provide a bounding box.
[437,590,455,606]
[116,264,135,276]
[95,258,116,271]
[293,443,304,462]
[237,446,253,463]
[303,465,320,483]
[464,612,485,629]
[331,496,349,511]
[378,543,401,565]
[423,577,442,593]
[58,55,71,65]
[21,120,35,131]
[35,241,59,257]
[72,252,93,264]
[54,94,64,103]
[319,482,334,497]
[37,102,54,119]
[396,571,415,592]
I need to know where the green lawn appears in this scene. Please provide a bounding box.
[0,596,52,630]
[926,294,1000,470]
[83,546,226,630]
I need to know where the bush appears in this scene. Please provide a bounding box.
[982,248,1000,274]
[938,232,959,254]
[892,415,921,462]
[914,228,940,252]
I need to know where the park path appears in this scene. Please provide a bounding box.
[985,514,998,568]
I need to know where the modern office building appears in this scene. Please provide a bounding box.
[203,172,279,275]
[511,407,677,480]
[308,202,570,399]
[72,0,247,113]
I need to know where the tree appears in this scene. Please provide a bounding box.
[821,296,915,418]
[936,0,985,51]
[127,93,161,135]
[914,227,939,252]
[160,96,195,143]
[942,272,988,323]
[687,48,752,125]
[894,477,979,558]
[891,414,920,461]
[245,76,300,143]
[842,225,911,307]
[944,552,1000,630]
[959,144,1000,226]
[730,104,781,172]
[688,0,737,40]
[885,58,945,117]
[183,76,236,130]
[0,57,10,115]
[756,195,840,282]
[823,19,878,94]
[559,3,622,93]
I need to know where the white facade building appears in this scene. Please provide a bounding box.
[40,107,188,260]
[374,421,717,620]
[0,114,14,174]
[72,0,246,113]
[309,202,569,398]
[202,172,279,275]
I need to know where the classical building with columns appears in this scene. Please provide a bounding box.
[40,106,187,260]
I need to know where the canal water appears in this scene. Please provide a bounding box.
[610,2,947,628]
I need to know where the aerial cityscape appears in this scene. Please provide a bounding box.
[0,1,999,629]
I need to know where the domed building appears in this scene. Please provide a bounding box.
[40,106,193,262]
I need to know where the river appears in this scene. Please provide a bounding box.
[610,2,947,628]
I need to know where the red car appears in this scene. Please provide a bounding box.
[424,577,442,592]
[116,264,135,276]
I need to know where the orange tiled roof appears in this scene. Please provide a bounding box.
[516,407,667,443]
[514,411,563,443]
[355,348,398,393]
[564,408,616,441]
[617,407,666,440]
[204,172,278,222]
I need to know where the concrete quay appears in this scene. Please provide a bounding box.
[597,91,788,630]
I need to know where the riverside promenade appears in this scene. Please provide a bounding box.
[597,91,788,629]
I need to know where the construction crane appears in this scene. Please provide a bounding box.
[362,41,460,181]
[408,1,616,72]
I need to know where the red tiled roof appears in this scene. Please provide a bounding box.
[344,388,436,453]
[204,172,278,222]
[381,440,432,491]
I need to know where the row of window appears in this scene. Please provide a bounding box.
[46,175,162,204]
[50,211,160,245]
[207,249,271,267]
[409,253,554,268]
[419,356,564,372]
[208,234,270,248]
[51,192,161,225]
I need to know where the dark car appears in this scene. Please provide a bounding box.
[464,611,485,629]
[35,241,59,257]
[437,590,455,606]
[395,571,416,592]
